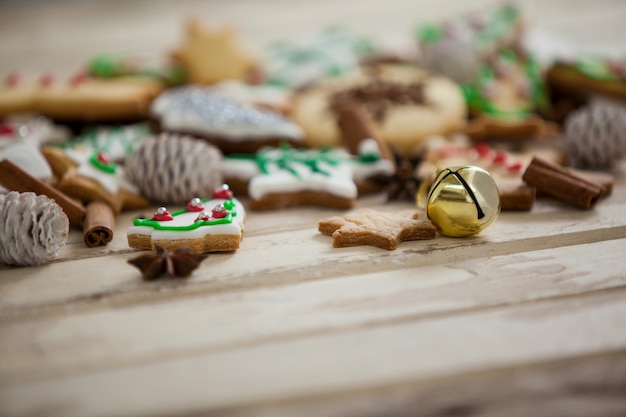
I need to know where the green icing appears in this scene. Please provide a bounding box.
[133,199,238,231]
[476,3,520,44]
[417,23,442,43]
[571,57,625,82]
[229,145,343,178]
[417,3,520,46]
[55,124,151,157]
[89,153,116,174]
[87,53,187,85]
[462,50,548,120]
[88,55,127,78]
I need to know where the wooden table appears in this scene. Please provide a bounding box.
[1,1,626,416]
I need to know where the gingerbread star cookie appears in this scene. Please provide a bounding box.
[318,209,436,250]
[171,18,259,85]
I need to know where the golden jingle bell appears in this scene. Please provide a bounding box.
[426,166,500,237]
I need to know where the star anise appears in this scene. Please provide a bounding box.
[330,78,428,122]
[385,150,423,201]
[128,245,208,280]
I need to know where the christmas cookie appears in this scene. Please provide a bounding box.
[318,209,436,250]
[0,73,164,122]
[461,49,558,142]
[290,64,467,156]
[127,185,245,253]
[223,143,394,210]
[125,133,224,205]
[262,26,377,89]
[150,85,304,154]
[0,122,53,193]
[170,18,259,85]
[416,135,564,211]
[86,52,186,86]
[42,131,151,213]
[211,80,293,114]
[546,56,626,106]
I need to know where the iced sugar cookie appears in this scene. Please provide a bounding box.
[42,124,153,212]
[151,85,304,154]
[223,143,394,210]
[127,185,245,253]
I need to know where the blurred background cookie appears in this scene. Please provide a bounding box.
[0,73,164,123]
[291,63,466,157]
[170,18,259,85]
[150,85,304,154]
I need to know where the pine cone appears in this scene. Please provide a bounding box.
[125,133,223,204]
[564,100,626,170]
[421,40,482,84]
[0,192,69,266]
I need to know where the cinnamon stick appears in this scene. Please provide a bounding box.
[83,201,115,247]
[522,157,603,209]
[0,158,85,227]
[336,103,395,165]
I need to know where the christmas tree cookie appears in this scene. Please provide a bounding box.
[127,185,246,253]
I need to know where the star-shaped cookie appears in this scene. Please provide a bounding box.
[171,18,259,85]
[318,209,436,250]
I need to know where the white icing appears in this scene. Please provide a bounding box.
[213,80,291,107]
[223,146,394,200]
[65,149,139,195]
[358,138,381,157]
[0,138,52,193]
[351,158,395,182]
[248,160,357,200]
[127,197,245,241]
[151,86,304,141]
[54,123,149,161]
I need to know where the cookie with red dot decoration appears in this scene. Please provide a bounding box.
[416,135,566,211]
[127,185,246,254]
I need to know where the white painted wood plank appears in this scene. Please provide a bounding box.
[1,238,624,383]
[1,285,625,417]
[0,188,626,316]
[1,189,625,317]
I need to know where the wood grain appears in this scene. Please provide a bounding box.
[1,1,626,416]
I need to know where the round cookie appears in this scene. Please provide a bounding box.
[290,64,467,156]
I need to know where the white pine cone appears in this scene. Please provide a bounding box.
[564,100,626,170]
[125,133,223,204]
[421,39,482,84]
[0,192,69,266]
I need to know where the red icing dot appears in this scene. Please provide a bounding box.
[474,143,491,158]
[493,151,507,164]
[211,205,228,219]
[69,73,88,86]
[5,72,19,87]
[0,124,14,135]
[195,212,211,222]
[212,185,233,200]
[152,207,173,221]
[507,162,523,173]
[186,198,205,212]
[97,151,111,165]
[39,73,54,87]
